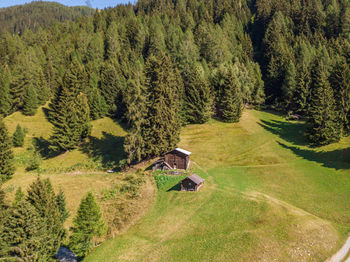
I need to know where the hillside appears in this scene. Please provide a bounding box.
[86,109,350,261]
[0,1,94,34]
[2,105,155,234]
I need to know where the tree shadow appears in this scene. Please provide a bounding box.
[32,137,60,159]
[81,132,125,169]
[42,107,51,120]
[167,182,181,192]
[278,142,350,170]
[258,119,308,146]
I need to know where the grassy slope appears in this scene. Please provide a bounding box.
[85,110,350,262]
[2,106,128,228]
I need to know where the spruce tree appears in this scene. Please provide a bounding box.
[330,58,350,133]
[22,84,38,116]
[100,61,125,114]
[74,92,91,140]
[307,60,341,146]
[69,192,105,258]
[183,64,212,124]
[293,63,311,114]
[281,62,297,110]
[13,187,25,207]
[50,58,91,152]
[124,75,147,164]
[89,88,108,120]
[214,65,243,123]
[140,53,181,158]
[0,117,14,182]
[56,190,69,223]
[0,200,47,261]
[0,189,5,210]
[26,178,65,257]
[0,66,12,116]
[12,124,25,147]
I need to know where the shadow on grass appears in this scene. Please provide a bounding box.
[167,183,181,192]
[258,119,308,146]
[81,132,125,169]
[279,142,350,170]
[32,137,61,159]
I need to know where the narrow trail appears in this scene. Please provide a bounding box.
[327,236,350,262]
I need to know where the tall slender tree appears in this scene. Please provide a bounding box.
[214,65,243,123]
[0,117,14,182]
[22,84,38,116]
[307,60,341,145]
[183,64,212,124]
[140,53,181,158]
[26,178,65,257]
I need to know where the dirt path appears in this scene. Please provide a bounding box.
[327,236,350,262]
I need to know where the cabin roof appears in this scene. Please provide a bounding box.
[173,148,192,156]
[186,174,204,185]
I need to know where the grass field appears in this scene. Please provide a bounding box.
[2,106,155,234]
[85,110,350,262]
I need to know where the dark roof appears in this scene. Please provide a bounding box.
[185,174,204,185]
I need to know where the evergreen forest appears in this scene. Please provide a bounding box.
[0,0,349,260]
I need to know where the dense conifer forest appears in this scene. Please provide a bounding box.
[0,1,95,35]
[0,0,349,260]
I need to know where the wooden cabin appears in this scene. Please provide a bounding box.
[181,174,204,191]
[164,148,191,170]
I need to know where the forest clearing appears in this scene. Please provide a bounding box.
[0,0,349,260]
[3,106,350,261]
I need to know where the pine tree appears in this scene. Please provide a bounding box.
[49,59,91,152]
[124,75,147,164]
[74,92,91,140]
[100,60,126,115]
[281,62,297,111]
[26,178,65,257]
[12,124,25,147]
[307,60,341,146]
[0,66,12,116]
[214,65,243,123]
[69,192,105,258]
[293,63,311,114]
[183,64,212,124]
[13,187,25,207]
[0,200,47,261]
[89,88,108,120]
[330,58,350,134]
[0,117,14,182]
[22,84,38,116]
[140,53,181,158]
[0,189,5,210]
[56,190,69,223]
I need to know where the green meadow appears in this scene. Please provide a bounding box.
[86,110,350,262]
[3,107,350,261]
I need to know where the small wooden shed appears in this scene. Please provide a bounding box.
[181,174,204,191]
[164,148,191,170]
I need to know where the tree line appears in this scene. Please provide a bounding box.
[0,1,95,35]
[0,0,266,165]
[0,0,349,259]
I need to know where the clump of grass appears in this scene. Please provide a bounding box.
[154,175,187,190]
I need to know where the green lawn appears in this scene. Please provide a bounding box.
[85,110,350,262]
